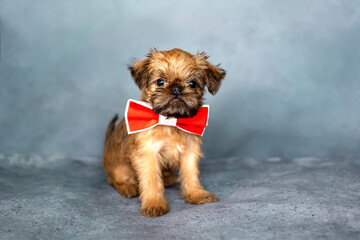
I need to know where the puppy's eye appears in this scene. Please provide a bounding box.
[156,78,165,87]
[188,81,198,88]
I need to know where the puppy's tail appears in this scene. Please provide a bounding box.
[105,114,118,142]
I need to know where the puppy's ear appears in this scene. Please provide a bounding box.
[128,48,158,90]
[128,58,150,90]
[195,52,226,95]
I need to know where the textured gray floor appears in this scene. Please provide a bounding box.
[1,154,359,240]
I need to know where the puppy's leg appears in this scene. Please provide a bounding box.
[179,144,218,204]
[133,149,169,217]
[103,118,138,198]
[108,163,138,198]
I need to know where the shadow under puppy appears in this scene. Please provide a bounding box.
[103,48,225,217]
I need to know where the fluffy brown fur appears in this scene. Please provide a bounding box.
[103,48,225,217]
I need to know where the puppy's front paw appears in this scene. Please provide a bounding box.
[184,189,219,204]
[141,199,169,217]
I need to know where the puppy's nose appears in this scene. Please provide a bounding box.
[172,85,183,95]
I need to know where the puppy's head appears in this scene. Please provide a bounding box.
[128,48,225,118]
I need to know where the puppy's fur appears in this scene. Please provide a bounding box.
[103,48,225,217]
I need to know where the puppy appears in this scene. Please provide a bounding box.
[103,48,225,217]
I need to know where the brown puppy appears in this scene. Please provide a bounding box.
[103,48,225,217]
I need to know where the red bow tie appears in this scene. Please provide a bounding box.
[125,99,209,136]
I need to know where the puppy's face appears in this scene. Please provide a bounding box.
[129,48,225,118]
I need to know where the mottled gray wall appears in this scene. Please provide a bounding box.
[1,0,360,158]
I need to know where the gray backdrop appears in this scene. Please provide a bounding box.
[1,0,360,159]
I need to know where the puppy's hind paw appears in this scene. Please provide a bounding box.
[163,175,178,187]
[114,182,139,198]
[184,190,219,204]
